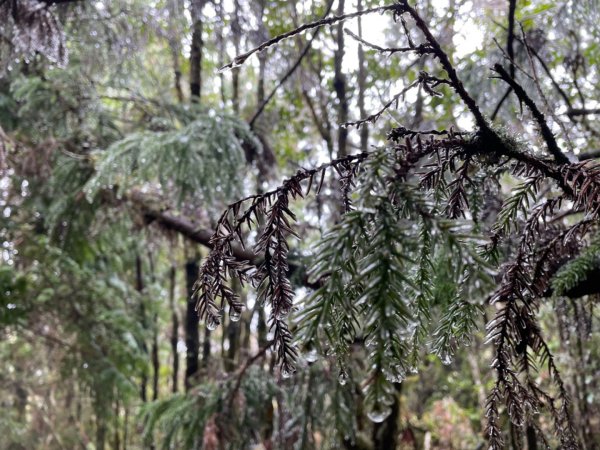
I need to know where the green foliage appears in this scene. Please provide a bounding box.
[552,235,600,296]
[141,390,218,450]
[297,148,491,420]
[0,265,29,325]
[85,109,259,205]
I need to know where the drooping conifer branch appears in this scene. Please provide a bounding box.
[197,1,600,441]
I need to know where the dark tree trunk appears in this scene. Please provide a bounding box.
[147,252,160,402]
[169,265,179,393]
[135,256,148,402]
[113,399,121,450]
[231,0,241,114]
[526,425,538,450]
[151,319,159,400]
[225,316,239,372]
[202,325,211,368]
[189,0,205,101]
[185,260,200,390]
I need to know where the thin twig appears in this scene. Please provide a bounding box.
[249,0,335,127]
[344,28,413,54]
[218,4,401,72]
[342,81,419,129]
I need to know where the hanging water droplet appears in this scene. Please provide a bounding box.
[229,309,241,322]
[440,351,453,366]
[206,317,219,330]
[367,405,392,423]
[305,349,319,363]
[338,370,349,386]
[281,366,295,379]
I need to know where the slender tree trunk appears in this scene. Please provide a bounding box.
[185,260,200,390]
[357,0,368,152]
[526,425,538,450]
[169,265,180,393]
[333,0,348,157]
[189,0,205,101]
[135,256,148,402]
[202,324,211,368]
[151,320,159,401]
[147,252,160,402]
[216,0,226,105]
[225,316,240,372]
[167,0,184,102]
[123,407,129,450]
[231,0,241,115]
[113,398,121,450]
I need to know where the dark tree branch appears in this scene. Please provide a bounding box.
[492,64,570,165]
[567,108,600,117]
[400,0,489,132]
[128,190,258,263]
[344,28,414,55]
[578,150,600,160]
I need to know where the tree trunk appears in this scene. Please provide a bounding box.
[333,0,348,158]
[202,324,211,368]
[113,399,121,450]
[167,0,184,102]
[169,265,180,393]
[185,260,200,390]
[135,255,148,402]
[357,0,368,152]
[147,252,160,402]
[231,0,241,115]
[189,0,205,101]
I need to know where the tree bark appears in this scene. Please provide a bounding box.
[189,0,205,101]
[167,0,184,102]
[357,0,369,152]
[135,255,148,402]
[333,0,349,157]
[169,265,179,393]
[184,260,200,390]
[231,0,241,114]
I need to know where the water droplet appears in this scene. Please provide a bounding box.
[206,317,219,330]
[229,309,241,322]
[305,349,319,363]
[439,351,453,366]
[384,366,406,383]
[281,366,295,379]
[367,406,392,423]
[338,370,349,386]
